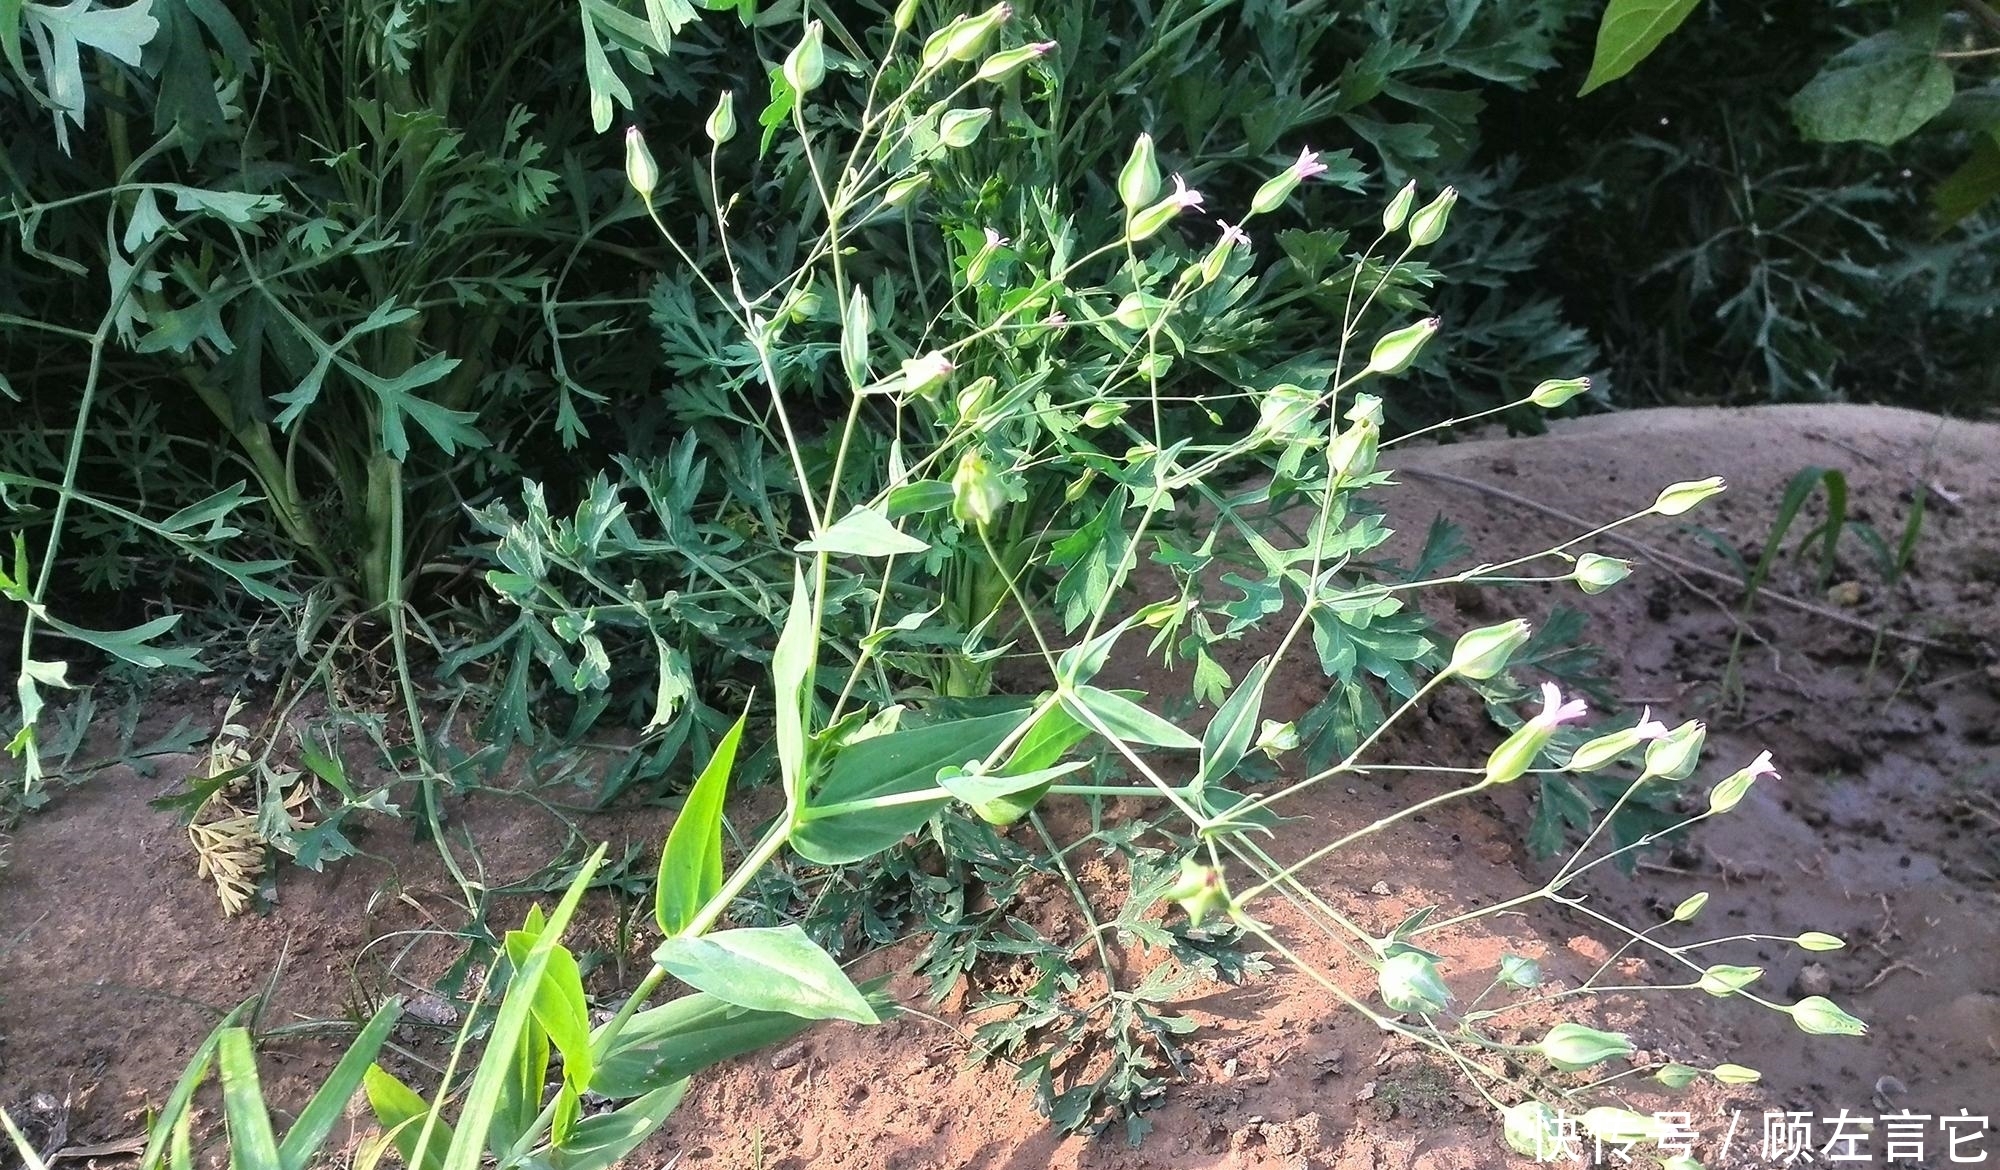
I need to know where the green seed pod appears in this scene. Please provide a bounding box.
[1642,719,1706,781]
[1112,292,1166,330]
[1795,931,1845,951]
[1255,719,1299,760]
[1382,180,1417,232]
[1484,721,1553,786]
[939,107,993,148]
[1663,1156,1707,1170]
[1497,953,1541,989]
[894,0,920,30]
[1671,891,1709,922]
[1538,1022,1634,1071]
[1697,963,1763,996]
[950,448,1006,528]
[1254,382,1318,445]
[1711,1063,1762,1085]
[1573,552,1632,594]
[883,172,932,207]
[1582,1108,1671,1144]
[1378,951,1452,1015]
[624,127,659,199]
[1406,186,1458,247]
[976,41,1053,83]
[943,3,1013,62]
[1652,475,1726,515]
[1365,317,1439,375]
[901,350,953,399]
[1163,858,1232,927]
[1788,995,1868,1036]
[1502,1102,1562,1160]
[1118,134,1161,212]
[1326,416,1379,478]
[783,22,826,94]
[1530,376,1591,408]
[1081,400,1127,429]
[705,91,737,145]
[1447,619,1532,680]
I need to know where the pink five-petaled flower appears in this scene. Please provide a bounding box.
[1744,750,1780,782]
[983,227,1010,248]
[1291,148,1328,181]
[1530,681,1588,731]
[1217,219,1250,247]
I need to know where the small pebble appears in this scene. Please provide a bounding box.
[1793,963,1834,998]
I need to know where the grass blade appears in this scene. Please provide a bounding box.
[216,1029,281,1170]
[278,1000,403,1170]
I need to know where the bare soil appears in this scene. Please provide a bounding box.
[2,404,1996,1169]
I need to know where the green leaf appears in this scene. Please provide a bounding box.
[487,1008,547,1158]
[1196,657,1270,791]
[1062,685,1199,750]
[656,704,748,936]
[591,992,819,1097]
[1935,127,2000,225]
[41,612,203,672]
[883,480,955,519]
[1791,30,1954,146]
[363,1066,452,1170]
[439,847,604,1170]
[502,931,593,1095]
[16,0,160,147]
[790,708,1032,864]
[938,760,1091,806]
[278,1000,401,1170]
[772,565,815,814]
[139,1009,242,1170]
[215,1030,281,1170]
[548,1083,687,1170]
[652,925,878,1024]
[1579,0,1700,96]
[797,506,929,557]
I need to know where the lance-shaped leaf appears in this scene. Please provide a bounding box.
[652,925,876,1024]
[656,705,748,936]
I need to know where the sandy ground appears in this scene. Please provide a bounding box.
[1,404,1995,1169]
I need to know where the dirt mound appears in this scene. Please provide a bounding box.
[2,404,1995,1168]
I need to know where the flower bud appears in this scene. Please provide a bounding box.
[1671,891,1709,922]
[951,448,1006,528]
[939,107,993,148]
[705,91,737,144]
[1248,148,1330,216]
[1252,383,1317,444]
[1255,719,1299,759]
[1447,619,1531,680]
[1326,416,1379,478]
[894,0,920,31]
[1118,134,1161,212]
[782,21,826,94]
[976,41,1053,82]
[1365,317,1439,375]
[1530,376,1591,408]
[1164,857,1232,927]
[1655,1063,1700,1088]
[1697,963,1762,996]
[1346,393,1383,427]
[1502,1102,1562,1160]
[1112,293,1167,331]
[883,172,931,207]
[941,3,1012,62]
[1406,186,1457,247]
[1566,709,1667,773]
[1641,719,1705,781]
[901,350,954,399]
[1712,1063,1762,1085]
[1382,180,1416,232]
[1081,400,1127,429]
[955,375,995,420]
[1795,931,1845,951]
[1202,220,1250,285]
[1706,750,1775,814]
[1582,1108,1672,1144]
[1538,1022,1633,1071]
[624,127,659,199]
[1127,175,1202,241]
[1788,995,1867,1036]
[1378,951,1451,1015]
[1497,953,1541,989]
[1573,552,1632,594]
[1652,475,1726,516]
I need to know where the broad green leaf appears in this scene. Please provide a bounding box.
[1791,30,1954,146]
[1196,657,1270,790]
[883,480,955,518]
[486,1009,548,1159]
[1063,685,1200,750]
[1578,0,1700,96]
[439,847,604,1170]
[772,566,815,814]
[278,1000,401,1170]
[502,931,592,1097]
[548,1083,688,1170]
[363,1067,451,1170]
[216,1030,280,1170]
[656,705,748,936]
[591,992,817,1096]
[1935,127,2000,225]
[790,708,1032,864]
[652,925,878,1024]
[797,506,929,557]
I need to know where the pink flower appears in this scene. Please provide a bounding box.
[1291,148,1328,181]
[983,227,1011,248]
[1166,174,1203,211]
[1029,40,1056,55]
[1530,681,1588,731]
[1216,219,1250,247]
[1633,707,1668,740]
[1743,750,1780,782]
